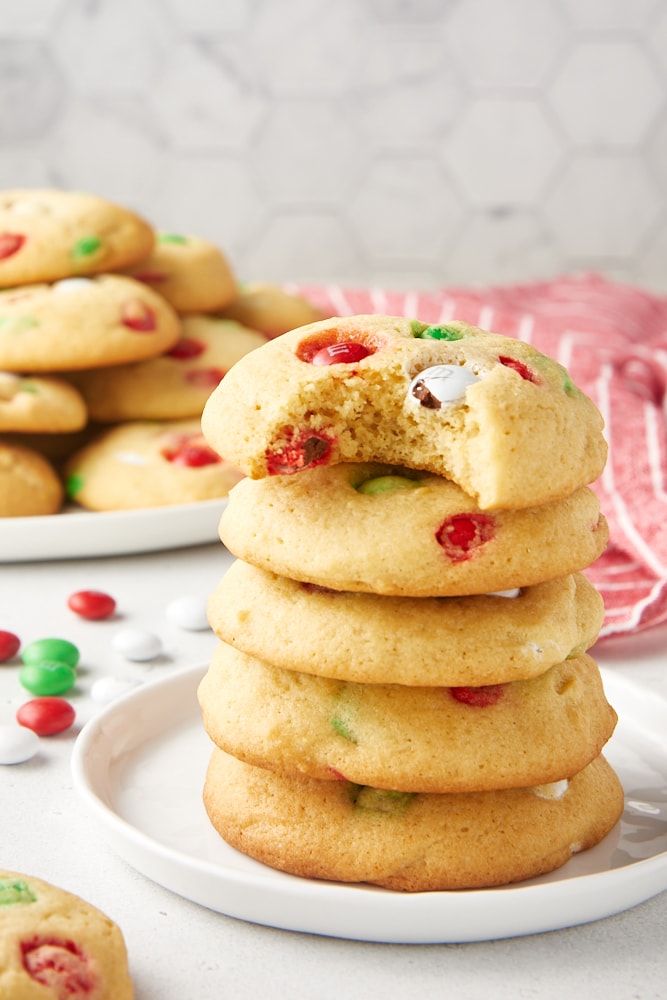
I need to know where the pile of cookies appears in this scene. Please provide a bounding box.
[198,314,624,891]
[0,187,322,517]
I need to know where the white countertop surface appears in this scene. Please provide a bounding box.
[2,534,667,1000]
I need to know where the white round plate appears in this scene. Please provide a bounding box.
[71,665,667,944]
[0,499,226,562]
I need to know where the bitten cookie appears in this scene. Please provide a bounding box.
[219,463,608,596]
[218,282,325,338]
[125,232,237,313]
[0,275,181,372]
[199,645,617,793]
[64,420,243,511]
[67,317,267,422]
[0,372,87,433]
[0,188,153,287]
[201,315,607,510]
[208,563,604,685]
[203,750,624,891]
[0,442,63,516]
[0,870,133,999]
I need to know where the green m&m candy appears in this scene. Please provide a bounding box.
[19,661,76,697]
[21,638,79,670]
[356,475,425,496]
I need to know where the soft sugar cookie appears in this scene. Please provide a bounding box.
[125,232,237,313]
[219,463,608,596]
[0,869,133,999]
[0,372,87,433]
[218,282,325,338]
[64,419,243,511]
[199,644,617,793]
[208,563,604,685]
[201,314,607,510]
[0,441,63,516]
[0,275,181,372]
[203,750,624,891]
[0,187,153,287]
[67,316,267,422]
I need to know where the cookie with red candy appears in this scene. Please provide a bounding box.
[124,232,237,314]
[199,643,617,793]
[218,462,608,597]
[0,869,133,998]
[0,275,180,372]
[0,187,153,287]
[208,562,604,686]
[203,749,624,891]
[201,314,607,510]
[64,419,242,511]
[66,316,267,422]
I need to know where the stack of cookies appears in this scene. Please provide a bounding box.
[198,314,624,892]
[0,187,323,517]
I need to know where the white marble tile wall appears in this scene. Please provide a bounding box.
[0,0,666,292]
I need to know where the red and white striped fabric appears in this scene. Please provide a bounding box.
[290,274,667,639]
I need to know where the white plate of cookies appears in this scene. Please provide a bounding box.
[72,663,667,944]
[0,499,227,563]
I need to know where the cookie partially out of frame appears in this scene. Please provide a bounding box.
[208,563,604,685]
[64,419,243,511]
[0,275,181,372]
[203,750,624,891]
[201,315,607,510]
[67,316,267,422]
[0,441,63,516]
[0,372,87,433]
[125,232,237,314]
[0,869,133,999]
[219,463,608,597]
[199,644,617,793]
[0,187,153,287]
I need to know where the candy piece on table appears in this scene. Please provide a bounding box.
[111,628,162,662]
[19,661,77,697]
[166,595,210,631]
[67,590,116,620]
[21,637,80,669]
[0,630,20,662]
[16,697,75,736]
[0,723,39,764]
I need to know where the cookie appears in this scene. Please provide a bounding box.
[208,563,604,685]
[0,372,87,433]
[218,463,608,597]
[201,315,607,510]
[203,750,624,891]
[0,869,133,999]
[67,316,267,422]
[125,232,237,313]
[0,442,63,516]
[0,187,153,287]
[199,644,617,793]
[0,275,181,372]
[218,282,325,339]
[64,419,243,511]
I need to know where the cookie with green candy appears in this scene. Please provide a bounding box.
[0,187,154,287]
[202,314,607,510]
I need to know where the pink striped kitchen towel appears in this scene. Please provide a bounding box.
[291,274,667,639]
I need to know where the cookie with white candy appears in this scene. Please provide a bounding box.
[202,314,607,510]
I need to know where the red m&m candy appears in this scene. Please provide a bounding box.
[0,630,20,663]
[67,590,116,620]
[17,697,76,736]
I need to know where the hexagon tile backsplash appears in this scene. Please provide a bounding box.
[1,0,667,293]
